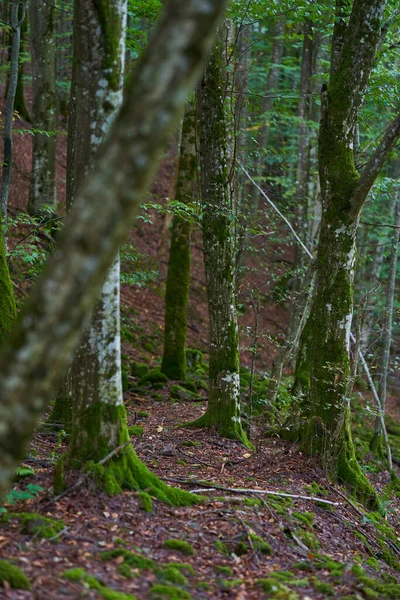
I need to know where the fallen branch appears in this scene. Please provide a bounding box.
[161,477,339,506]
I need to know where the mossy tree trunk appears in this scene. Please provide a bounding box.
[12,2,30,122]
[0,0,27,217]
[0,213,16,346]
[161,100,197,381]
[0,0,228,503]
[188,27,250,447]
[28,0,57,214]
[290,0,400,507]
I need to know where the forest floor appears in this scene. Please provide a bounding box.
[1,390,400,600]
[1,100,400,599]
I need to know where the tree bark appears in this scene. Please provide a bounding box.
[290,0,400,509]
[161,100,197,380]
[187,27,250,447]
[0,0,27,217]
[0,0,228,502]
[370,199,400,457]
[28,0,57,214]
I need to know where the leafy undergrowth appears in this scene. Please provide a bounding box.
[1,389,400,599]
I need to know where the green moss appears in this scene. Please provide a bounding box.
[233,541,248,556]
[366,557,380,570]
[218,579,242,590]
[315,555,344,577]
[139,370,168,386]
[181,441,200,447]
[185,349,205,369]
[100,549,156,570]
[197,582,210,590]
[292,511,314,526]
[131,363,149,378]
[5,512,65,539]
[137,491,153,513]
[351,563,364,577]
[62,568,137,599]
[314,580,334,595]
[117,563,133,578]
[138,411,149,418]
[180,380,197,393]
[0,229,16,347]
[164,540,194,556]
[149,584,191,599]
[296,530,320,552]
[0,560,30,590]
[269,571,295,582]
[170,385,200,402]
[256,578,299,599]
[249,533,273,555]
[357,575,400,599]
[215,565,233,575]
[244,498,262,507]
[160,566,188,586]
[215,540,229,555]
[165,563,195,576]
[128,426,144,437]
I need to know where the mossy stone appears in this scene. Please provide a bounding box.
[170,385,200,401]
[185,349,205,368]
[0,560,30,590]
[139,370,168,386]
[62,568,137,599]
[100,549,156,570]
[164,539,194,556]
[150,584,191,599]
[5,512,65,539]
[159,566,188,586]
[131,362,149,378]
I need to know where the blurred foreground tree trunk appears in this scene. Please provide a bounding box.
[0,0,228,503]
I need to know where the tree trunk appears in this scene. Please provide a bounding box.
[28,0,57,215]
[187,28,250,447]
[0,213,16,346]
[0,0,26,217]
[9,1,30,122]
[370,199,400,457]
[290,0,400,509]
[161,100,197,380]
[59,0,128,491]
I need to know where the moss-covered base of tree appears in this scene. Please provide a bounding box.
[44,396,72,433]
[83,446,201,506]
[336,419,381,512]
[161,356,186,382]
[185,412,252,449]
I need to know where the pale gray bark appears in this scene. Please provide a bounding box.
[28,0,57,214]
[374,199,400,439]
[0,0,228,500]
